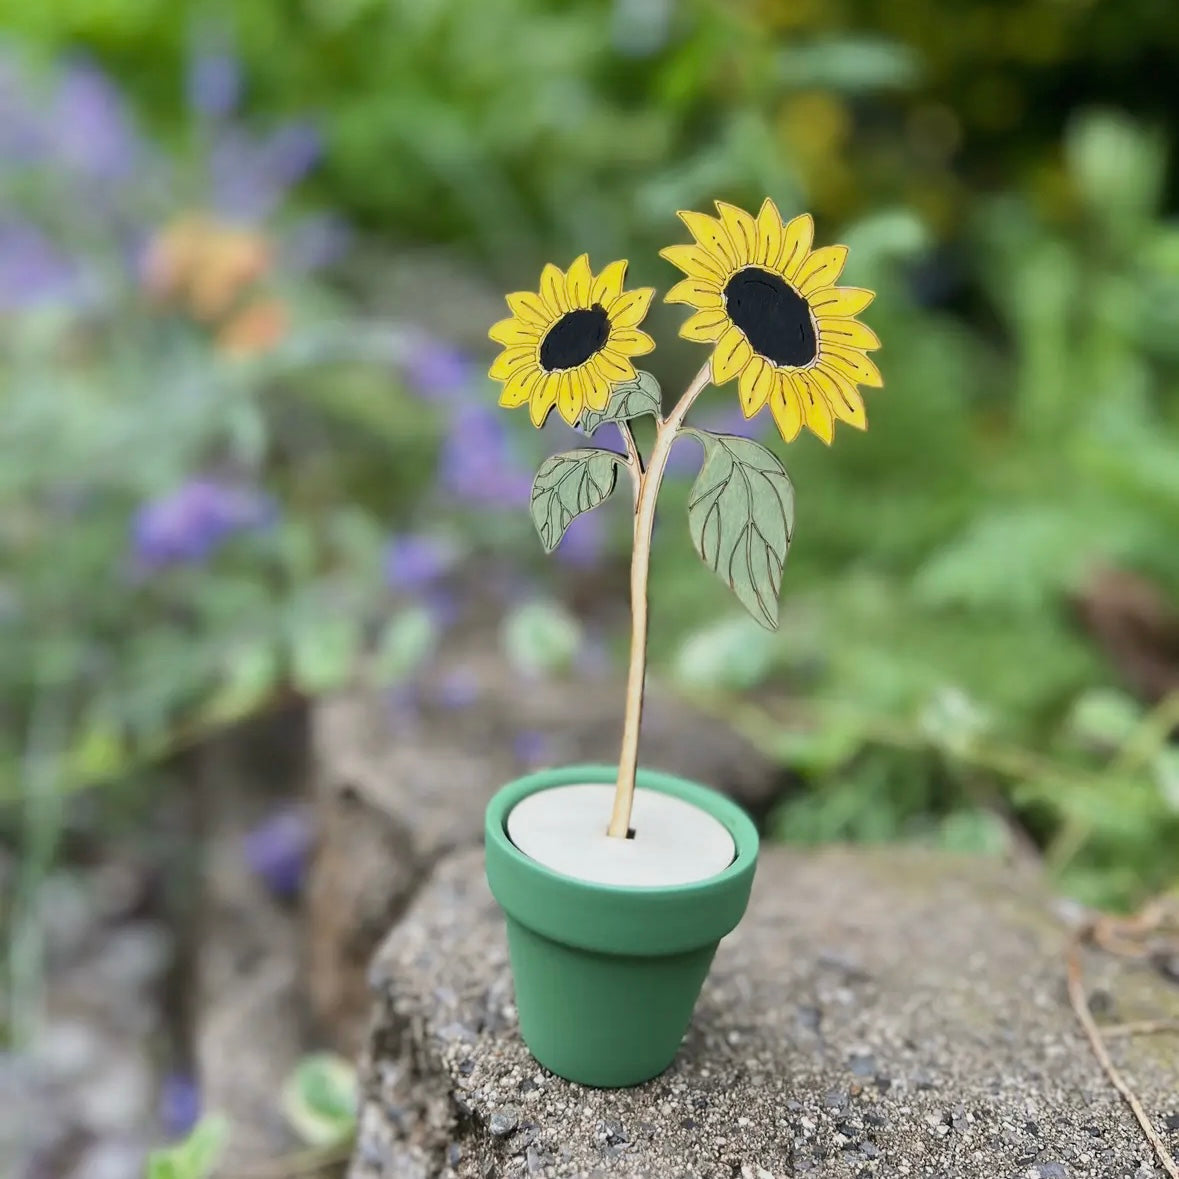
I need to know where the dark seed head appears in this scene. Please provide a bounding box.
[723,267,817,367]
[539,305,610,371]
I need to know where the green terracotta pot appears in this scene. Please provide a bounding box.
[484,763,759,1088]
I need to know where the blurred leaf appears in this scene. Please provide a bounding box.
[934,810,1010,856]
[1065,688,1143,754]
[580,370,662,435]
[501,599,582,676]
[289,616,363,695]
[280,1053,358,1148]
[917,685,991,757]
[778,37,921,92]
[673,615,777,692]
[529,449,621,553]
[369,606,437,686]
[685,431,794,630]
[203,641,282,725]
[147,1114,229,1179]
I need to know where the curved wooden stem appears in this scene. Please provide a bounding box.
[608,362,712,839]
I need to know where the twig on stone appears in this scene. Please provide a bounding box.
[1099,1019,1179,1039]
[1066,939,1179,1179]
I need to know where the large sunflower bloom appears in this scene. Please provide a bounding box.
[661,199,881,445]
[488,255,655,428]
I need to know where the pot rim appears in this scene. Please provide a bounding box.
[485,763,759,957]
[486,763,758,897]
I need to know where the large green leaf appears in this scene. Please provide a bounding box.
[529,448,622,553]
[580,370,662,435]
[685,430,794,630]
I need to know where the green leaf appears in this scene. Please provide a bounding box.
[280,1053,359,1148]
[369,606,437,686]
[529,448,622,553]
[684,430,794,630]
[501,599,583,675]
[147,1114,229,1179]
[289,616,363,695]
[673,615,777,692]
[580,370,661,435]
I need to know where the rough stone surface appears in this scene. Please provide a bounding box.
[350,846,1179,1179]
[308,640,781,1051]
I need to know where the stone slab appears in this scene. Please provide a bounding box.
[350,845,1179,1179]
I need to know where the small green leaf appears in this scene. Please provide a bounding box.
[684,430,794,630]
[203,641,281,725]
[280,1053,358,1148]
[529,448,622,553]
[289,616,363,694]
[501,599,583,675]
[673,615,777,692]
[580,370,661,435]
[369,606,437,686]
[147,1114,229,1179]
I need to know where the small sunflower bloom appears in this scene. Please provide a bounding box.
[488,255,655,428]
[661,199,881,445]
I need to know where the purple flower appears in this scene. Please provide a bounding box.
[131,478,276,570]
[404,336,473,402]
[243,807,312,899]
[383,533,457,592]
[0,221,80,310]
[437,406,532,508]
[554,509,606,568]
[431,669,481,711]
[513,730,553,767]
[187,51,241,119]
[209,121,320,223]
[50,61,139,181]
[159,1073,201,1139]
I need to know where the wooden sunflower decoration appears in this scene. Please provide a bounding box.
[487,199,881,838]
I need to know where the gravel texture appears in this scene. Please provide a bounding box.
[349,845,1179,1179]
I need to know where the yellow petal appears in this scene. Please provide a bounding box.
[795,245,848,294]
[796,372,834,445]
[666,277,722,309]
[659,243,728,283]
[812,366,867,429]
[489,345,535,381]
[737,356,773,417]
[583,365,611,411]
[489,316,539,346]
[818,317,880,351]
[539,263,568,314]
[677,210,737,269]
[715,201,758,265]
[557,369,583,425]
[679,308,729,342]
[711,324,753,384]
[591,259,629,306]
[529,373,559,427]
[778,213,814,280]
[499,367,539,408]
[565,253,593,308]
[769,372,803,442]
[506,291,551,327]
[610,328,655,357]
[593,350,636,383]
[755,198,783,267]
[609,287,654,329]
[820,345,883,387]
[808,285,875,317]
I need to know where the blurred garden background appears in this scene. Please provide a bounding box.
[4,0,1179,1174]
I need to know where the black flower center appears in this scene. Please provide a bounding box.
[723,267,817,367]
[539,305,610,371]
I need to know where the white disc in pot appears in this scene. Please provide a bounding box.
[506,783,736,888]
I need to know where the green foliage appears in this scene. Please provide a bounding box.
[529,449,621,553]
[147,1115,228,1179]
[684,431,794,631]
[580,371,662,436]
[280,1053,358,1148]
